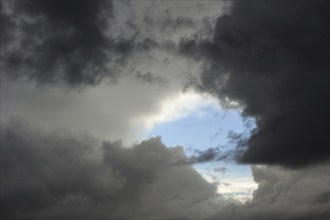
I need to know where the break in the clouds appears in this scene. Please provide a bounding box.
[183,1,330,168]
[2,119,329,219]
[1,0,330,219]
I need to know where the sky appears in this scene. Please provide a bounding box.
[145,100,258,202]
[1,0,329,219]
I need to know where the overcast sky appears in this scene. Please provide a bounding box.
[1,0,329,219]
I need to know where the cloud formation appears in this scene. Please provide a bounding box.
[186,1,330,167]
[1,1,329,219]
[1,118,218,219]
[212,164,330,220]
[1,118,329,219]
[0,0,158,86]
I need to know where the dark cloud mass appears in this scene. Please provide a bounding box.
[0,0,149,86]
[1,118,329,219]
[1,1,330,219]
[1,118,218,219]
[191,1,330,167]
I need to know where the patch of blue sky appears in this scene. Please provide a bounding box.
[146,105,247,153]
[146,104,256,186]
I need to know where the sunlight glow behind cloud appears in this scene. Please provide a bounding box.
[131,91,220,136]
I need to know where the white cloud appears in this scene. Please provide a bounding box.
[131,91,220,134]
[196,168,258,203]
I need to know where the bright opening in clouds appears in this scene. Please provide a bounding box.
[134,92,219,134]
[1,0,329,219]
[144,95,257,202]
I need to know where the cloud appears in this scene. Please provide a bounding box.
[0,79,220,144]
[134,71,168,85]
[0,0,158,87]
[188,147,229,164]
[212,164,330,220]
[0,0,224,88]
[1,118,329,219]
[1,118,219,219]
[113,0,222,43]
[214,166,227,174]
[185,1,330,167]
[1,1,329,219]
[132,91,219,133]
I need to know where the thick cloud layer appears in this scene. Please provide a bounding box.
[2,118,329,219]
[1,118,219,219]
[0,0,225,87]
[1,1,329,219]
[0,0,155,86]
[188,1,330,167]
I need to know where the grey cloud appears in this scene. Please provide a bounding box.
[134,71,168,85]
[2,1,330,219]
[182,130,251,164]
[143,11,196,33]
[1,118,218,219]
[0,73,190,142]
[178,38,218,61]
[183,1,330,168]
[0,0,220,88]
[188,147,229,164]
[1,0,113,86]
[214,166,227,174]
[212,164,330,220]
[0,0,158,87]
[221,182,231,187]
[2,118,329,219]
[128,0,218,40]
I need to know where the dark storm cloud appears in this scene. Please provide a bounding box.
[1,0,112,86]
[0,0,157,86]
[1,118,217,219]
[184,1,330,167]
[143,12,196,32]
[2,118,329,219]
[134,71,168,85]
